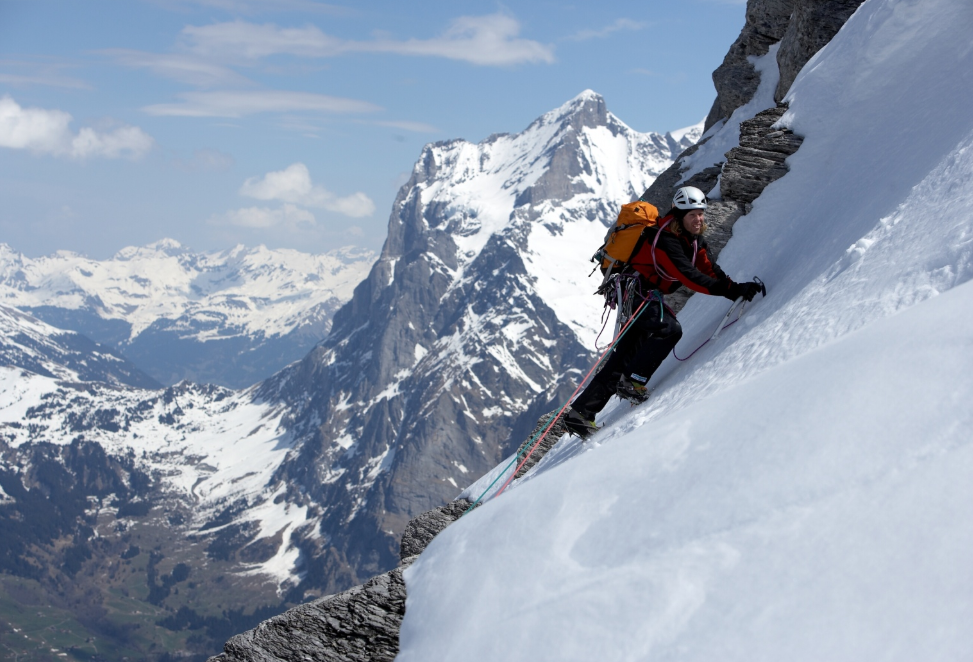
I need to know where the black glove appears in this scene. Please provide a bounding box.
[725,280,764,302]
[739,281,763,302]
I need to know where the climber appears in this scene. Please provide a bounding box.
[563,185,763,438]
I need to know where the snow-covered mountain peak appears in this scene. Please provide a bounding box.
[393,90,696,347]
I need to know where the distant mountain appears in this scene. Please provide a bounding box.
[257,90,699,592]
[0,303,159,388]
[0,241,375,388]
[0,90,696,660]
[0,305,302,658]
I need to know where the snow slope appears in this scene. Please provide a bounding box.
[398,0,973,659]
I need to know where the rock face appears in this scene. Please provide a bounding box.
[705,0,798,131]
[705,0,866,130]
[720,105,805,204]
[774,0,866,103]
[399,499,473,561]
[209,561,411,662]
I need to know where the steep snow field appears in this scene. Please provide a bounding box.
[399,0,973,659]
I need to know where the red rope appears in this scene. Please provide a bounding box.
[492,297,652,499]
[672,310,743,361]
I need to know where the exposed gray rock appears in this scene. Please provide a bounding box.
[775,0,867,102]
[705,0,798,131]
[399,498,473,561]
[720,105,804,204]
[512,410,569,480]
[208,560,411,662]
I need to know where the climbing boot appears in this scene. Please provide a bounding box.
[562,408,598,439]
[616,376,649,405]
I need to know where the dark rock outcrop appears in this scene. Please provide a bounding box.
[705,0,799,131]
[399,498,472,561]
[209,561,411,662]
[774,0,866,103]
[720,105,804,203]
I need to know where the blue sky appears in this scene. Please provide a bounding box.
[0,0,745,259]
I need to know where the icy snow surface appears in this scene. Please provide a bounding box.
[400,0,973,659]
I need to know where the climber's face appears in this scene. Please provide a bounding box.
[681,209,705,235]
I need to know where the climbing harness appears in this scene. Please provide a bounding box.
[462,294,655,516]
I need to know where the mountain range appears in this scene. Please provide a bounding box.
[0,92,698,659]
[0,241,375,388]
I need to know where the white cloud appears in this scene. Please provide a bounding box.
[180,14,554,66]
[210,203,316,228]
[239,163,375,218]
[566,18,647,41]
[101,49,251,87]
[365,14,555,66]
[0,95,154,159]
[182,20,344,60]
[142,90,380,117]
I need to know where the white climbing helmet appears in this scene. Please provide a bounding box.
[672,186,708,210]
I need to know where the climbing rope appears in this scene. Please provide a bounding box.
[462,293,657,515]
[672,301,746,361]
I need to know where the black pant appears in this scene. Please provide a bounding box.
[572,298,682,418]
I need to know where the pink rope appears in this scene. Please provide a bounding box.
[492,297,652,499]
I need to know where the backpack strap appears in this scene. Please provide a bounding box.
[650,217,698,283]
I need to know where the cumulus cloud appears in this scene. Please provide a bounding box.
[142,90,380,117]
[180,14,554,66]
[0,95,153,159]
[240,163,375,218]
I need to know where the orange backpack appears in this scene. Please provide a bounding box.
[592,200,660,279]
